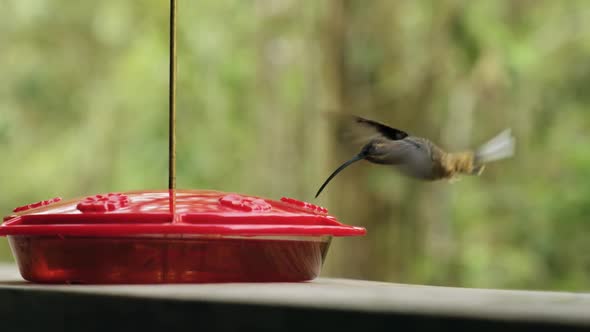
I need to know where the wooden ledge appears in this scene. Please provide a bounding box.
[1,264,589,331]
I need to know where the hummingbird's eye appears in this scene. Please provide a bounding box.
[372,143,386,152]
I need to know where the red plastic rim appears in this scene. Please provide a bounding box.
[0,190,366,237]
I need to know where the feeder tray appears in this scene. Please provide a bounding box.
[0,190,365,284]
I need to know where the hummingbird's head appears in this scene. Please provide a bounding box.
[315,114,414,198]
[314,139,399,198]
[361,139,396,164]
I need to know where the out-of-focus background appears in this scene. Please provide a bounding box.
[2,0,590,291]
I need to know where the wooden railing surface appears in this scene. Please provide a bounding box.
[1,264,589,331]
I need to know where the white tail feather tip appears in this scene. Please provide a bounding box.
[476,129,515,163]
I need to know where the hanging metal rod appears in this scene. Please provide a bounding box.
[168,0,177,190]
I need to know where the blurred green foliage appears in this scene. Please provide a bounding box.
[2,0,590,291]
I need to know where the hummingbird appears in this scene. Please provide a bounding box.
[315,115,515,198]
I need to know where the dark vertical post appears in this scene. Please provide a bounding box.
[169,0,177,190]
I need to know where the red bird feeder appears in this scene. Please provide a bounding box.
[0,1,366,283]
[0,190,365,283]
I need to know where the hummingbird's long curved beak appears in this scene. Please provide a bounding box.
[315,153,366,198]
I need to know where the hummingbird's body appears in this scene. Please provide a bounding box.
[315,115,515,198]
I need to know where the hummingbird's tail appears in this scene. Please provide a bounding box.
[473,128,515,171]
[442,129,515,177]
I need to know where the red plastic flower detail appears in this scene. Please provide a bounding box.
[13,197,62,213]
[77,193,130,213]
[280,197,328,215]
[219,194,272,212]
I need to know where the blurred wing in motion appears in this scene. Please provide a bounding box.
[323,112,409,147]
[352,115,409,140]
[374,138,439,180]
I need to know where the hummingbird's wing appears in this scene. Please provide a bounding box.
[371,138,438,180]
[352,116,408,141]
[323,112,409,148]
